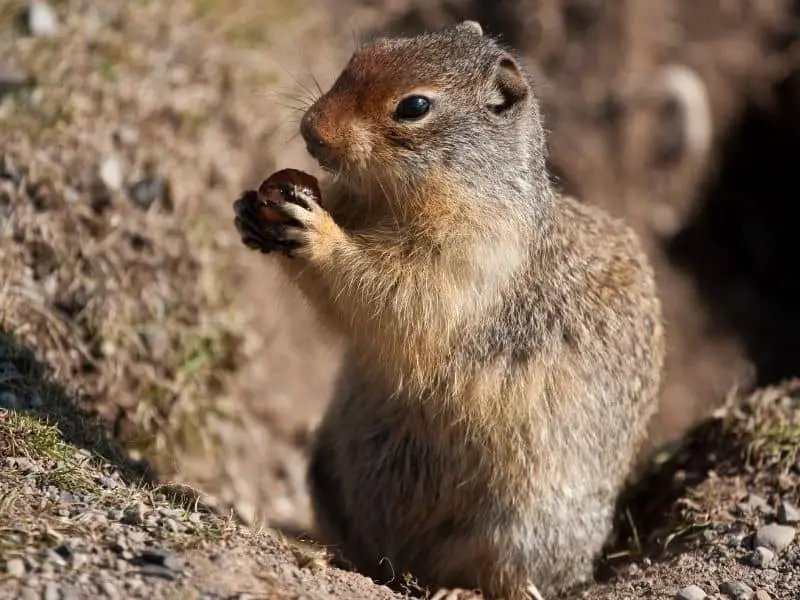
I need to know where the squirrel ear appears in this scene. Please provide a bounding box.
[490,55,529,114]
[457,20,483,36]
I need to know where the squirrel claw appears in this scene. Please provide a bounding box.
[233,191,301,256]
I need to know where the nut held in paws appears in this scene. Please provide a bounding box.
[256,168,321,223]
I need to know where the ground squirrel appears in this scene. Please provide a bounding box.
[234,20,665,600]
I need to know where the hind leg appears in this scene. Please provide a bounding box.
[306,440,352,565]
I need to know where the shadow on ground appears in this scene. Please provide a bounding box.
[0,330,152,485]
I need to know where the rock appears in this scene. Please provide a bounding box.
[80,510,108,529]
[122,502,149,525]
[136,548,179,572]
[720,580,754,599]
[778,501,800,525]
[43,582,61,600]
[738,494,773,516]
[162,518,185,533]
[138,564,178,581]
[188,512,202,524]
[20,589,38,600]
[127,177,167,211]
[44,549,68,567]
[143,515,158,528]
[6,557,26,577]
[27,1,59,37]
[0,391,19,409]
[107,508,124,521]
[112,126,138,147]
[99,581,121,600]
[157,507,183,520]
[754,523,796,553]
[751,546,775,568]
[70,553,88,569]
[98,476,118,490]
[0,362,16,376]
[676,584,707,600]
[0,62,30,95]
[99,156,123,192]
[754,591,772,600]
[58,491,78,503]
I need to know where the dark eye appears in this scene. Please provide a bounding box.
[393,95,431,121]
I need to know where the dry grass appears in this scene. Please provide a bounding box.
[0,0,256,480]
[604,380,800,569]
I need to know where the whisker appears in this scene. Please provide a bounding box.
[276,60,320,105]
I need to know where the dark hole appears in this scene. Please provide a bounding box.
[666,72,800,386]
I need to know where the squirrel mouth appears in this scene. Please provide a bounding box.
[304,142,342,175]
[317,161,340,175]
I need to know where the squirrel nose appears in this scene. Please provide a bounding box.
[300,113,328,162]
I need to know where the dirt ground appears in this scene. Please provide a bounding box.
[2,0,800,598]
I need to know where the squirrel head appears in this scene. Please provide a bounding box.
[300,21,548,200]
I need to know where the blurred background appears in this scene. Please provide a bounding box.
[1,0,799,536]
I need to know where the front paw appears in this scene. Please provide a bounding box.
[261,186,333,258]
[233,190,300,255]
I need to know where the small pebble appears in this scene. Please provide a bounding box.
[122,502,149,526]
[138,564,178,581]
[754,523,796,553]
[0,391,19,408]
[676,584,707,600]
[27,1,59,37]
[157,507,183,520]
[754,591,772,600]
[100,581,121,600]
[143,515,159,528]
[162,518,184,533]
[188,512,202,524]
[720,580,754,599]
[43,582,61,600]
[70,553,88,569]
[751,546,775,568]
[0,362,16,376]
[99,156,123,191]
[0,62,30,92]
[59,491,78,503]
[20,589,38,600]
[107,509,124,521]
[136,548,179,572]
[44,549,67,567]
[98,476,118,490]
[738,494,773,516]
[6,557,26,577]
[112,126,138,147]
[127,177,166,211]
[778,501,800,525]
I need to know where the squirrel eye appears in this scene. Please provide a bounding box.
[393,95,431,121]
